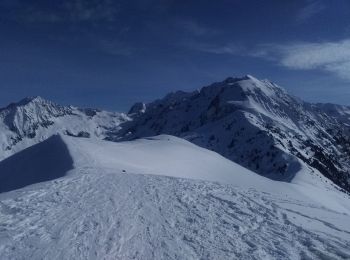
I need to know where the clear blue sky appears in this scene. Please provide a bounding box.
[0,0,349,111]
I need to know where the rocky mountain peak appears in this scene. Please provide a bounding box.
[112,75,350,193]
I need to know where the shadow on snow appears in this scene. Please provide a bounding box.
[0,135,73,193]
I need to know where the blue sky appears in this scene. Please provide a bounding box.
[0,0,350,111]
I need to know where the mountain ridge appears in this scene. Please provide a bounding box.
[116,75,350,192]
[1,75,350,192]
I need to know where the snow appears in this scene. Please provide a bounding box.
[0,76,350,259]
[65,134,267,187]
[64,135,350,214]
[118,75,350,193]
[0,135,73,193]
[2,76,350,194]
[0,134,349,259]
[0,96,130,161]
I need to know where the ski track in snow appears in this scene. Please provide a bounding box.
[0,169,349,260]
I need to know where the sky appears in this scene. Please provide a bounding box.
[0,0,350,111]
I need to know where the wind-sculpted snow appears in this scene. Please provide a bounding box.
[0,135,73,193]
[0,135,349,259]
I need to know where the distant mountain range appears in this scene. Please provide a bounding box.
[1,75,349,193]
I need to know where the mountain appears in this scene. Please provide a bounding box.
[0,75,349,194]
[0,96,130,160]
[0,77,349,258]
[110,75,350,193]
[0,134,349,259]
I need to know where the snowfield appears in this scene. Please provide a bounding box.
[0,135,349,259]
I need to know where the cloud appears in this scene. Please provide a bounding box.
[255,39,350,81]
[189,37,350,81]
[295,0,326,23]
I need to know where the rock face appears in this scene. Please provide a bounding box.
[110,75,350,192]
[128,102,146,115]
[1,75,350,192]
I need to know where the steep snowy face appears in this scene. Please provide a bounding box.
[112,76,350,192]
[0,97,73,138]
[0,97,130,160]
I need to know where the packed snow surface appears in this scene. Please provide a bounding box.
[0,135,349,259]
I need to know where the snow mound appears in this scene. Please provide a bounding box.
[0,135,73,193]
[64,134,268,187]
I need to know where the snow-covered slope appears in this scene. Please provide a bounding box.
[0,96,130,160]
[66,134,264,186]
[112,75,350,192]
[1,75,349,259]
[0,135,349,259]
[1,76,350,193]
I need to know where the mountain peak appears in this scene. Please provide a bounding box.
[0,95,75,140]
[1,96,54,112]
[217,75,285,100]
[222,74,257,84]
[242,74,257,80]
[17,96,51,106]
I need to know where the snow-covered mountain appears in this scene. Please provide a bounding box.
[1,75,350,194]
[0,96,130,160]
[0,134,349,259]
[0,77,350,259]
[109,75,350,193]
